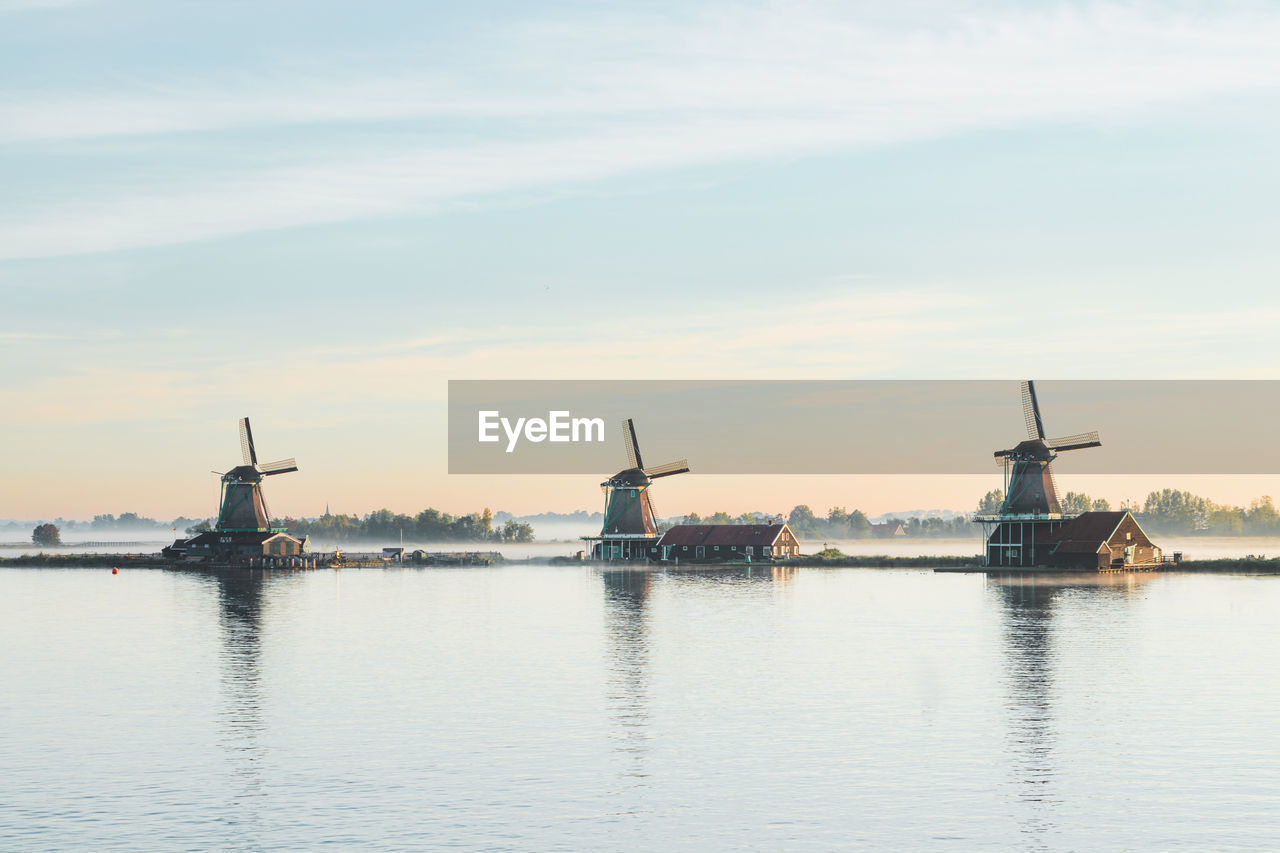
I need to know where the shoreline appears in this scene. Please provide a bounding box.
[3,552,1280,574]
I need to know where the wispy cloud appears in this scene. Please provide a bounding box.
[6,3,1280,143]
[0,0,91,11]
[0,331,68,340]
[3,2,1280,258]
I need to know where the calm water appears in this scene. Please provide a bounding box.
[2,565,1279,851]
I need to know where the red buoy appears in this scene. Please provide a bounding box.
[112,567,119,574]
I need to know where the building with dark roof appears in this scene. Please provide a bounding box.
[984,510,1162,570]
[183,530,306,563]
[651,523,800,562]
[1047,510,1161,570]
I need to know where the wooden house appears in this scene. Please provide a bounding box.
[1046,511,1161,570]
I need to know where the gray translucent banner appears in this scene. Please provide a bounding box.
[448,380,1278,474]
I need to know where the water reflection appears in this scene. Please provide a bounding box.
[602,570,652,783]
[991,573,1155,848]
[187,568,298,843]
[993,577,1059,800]
[209,568,270,840]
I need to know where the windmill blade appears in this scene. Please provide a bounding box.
[1046,431,1099,448]
[1021,381,1046,440]
[239,417,258,466]
[622,418,644,470]
[644,459,689,479]
[260,458,298,475]
[1046,431,1101,452]
[1052,440,1102,453]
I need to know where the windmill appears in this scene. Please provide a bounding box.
[593,419,688,558]
[213,417,299,532]
[994,381,1101,516]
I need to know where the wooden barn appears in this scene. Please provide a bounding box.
[1045,510,1162,570]
[652,523,800,562]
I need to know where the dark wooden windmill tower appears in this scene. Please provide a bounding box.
[586,419,689,560]
[215,417,299,532]
[979,381,1101,567]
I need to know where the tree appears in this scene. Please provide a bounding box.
[32,523,61,546]
[788,505,815,525]
[1091,498,1111,512]
[847,509,873,538]
[976,490,1004,514]
[1061,492,1092,515]
[500,520,535,542]
[1246,496,1280,535]
[186,519,212,535]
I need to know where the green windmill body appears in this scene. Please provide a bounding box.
[590,419,689,560]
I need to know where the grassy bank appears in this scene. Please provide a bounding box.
[6,550,1280,574]
[0,553,170,567]
[785,548,976,568]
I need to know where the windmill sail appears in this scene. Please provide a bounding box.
[644,459,689,479]
[260,458,298,475]
[1046,431,1102,452]
[1022,380,1045,440]
[623,419,643,470]
[239,417,257,465]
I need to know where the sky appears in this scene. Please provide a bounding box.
[4,0,1280,522]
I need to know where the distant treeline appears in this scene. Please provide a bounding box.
[666,508,978,539]
[674,489,1280,540]
[0,513,202,534]
[1133,489,1279,536]
[182,508,536,544]
[977,488,1280,536]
